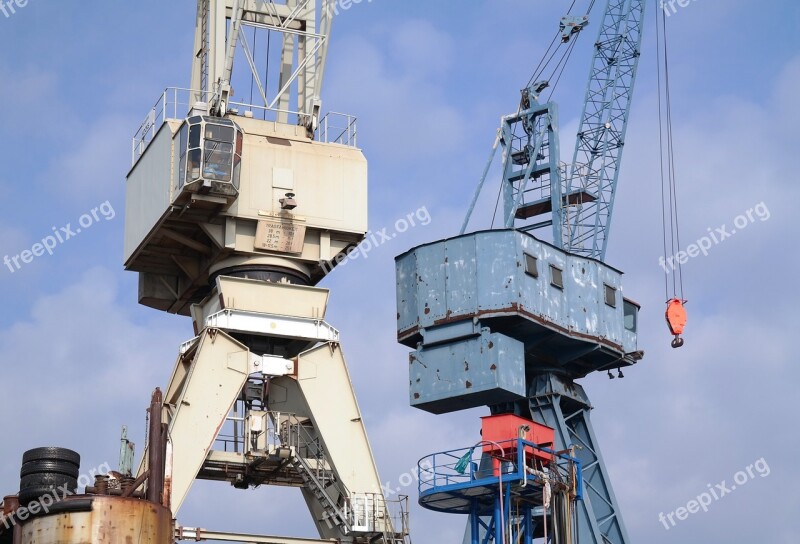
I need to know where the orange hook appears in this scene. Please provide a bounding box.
[665,298,687,348]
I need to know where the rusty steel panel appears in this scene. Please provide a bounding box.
[409,330,526,414]
[473,233,516,316]
[396,230,635,354]
[2,496,18,517]
[20,496,173,544]
[396,230,641,392]
[395,251,419,333]
[413,242,447,325]
[443,235,477,318]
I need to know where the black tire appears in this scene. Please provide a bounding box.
[22,447,80,467]
[20,474,77,491]
[21,460,80,478]
[18,483,77,507]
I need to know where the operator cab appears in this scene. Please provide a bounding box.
[176,116,243,204]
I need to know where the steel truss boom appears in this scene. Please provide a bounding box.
[191,0,334,130]
[564,0,646,260]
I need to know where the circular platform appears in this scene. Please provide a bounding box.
[419,477,547,515]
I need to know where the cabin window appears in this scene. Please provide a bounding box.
[604,284,617,308]
[202,124,235,182]
[624,300,638,332]
[524,254,539,278]
[550,265,564,289]
[178,123,188,188]
[187,121,202,183]
[179,117,242,188]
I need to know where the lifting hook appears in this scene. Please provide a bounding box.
[665,298,687,348]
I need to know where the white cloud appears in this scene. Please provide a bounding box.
[36,114,133,203]
[325,22,468,161]
[0,267,185,499]
[1,4,798,542]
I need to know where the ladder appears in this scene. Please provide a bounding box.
[290,453,351,534]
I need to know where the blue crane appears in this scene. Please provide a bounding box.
[463,0,646,263]
[397,1,650,543]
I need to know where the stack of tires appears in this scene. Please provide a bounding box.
[18,447,80,507]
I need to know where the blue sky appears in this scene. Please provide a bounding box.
[1,0,799,542]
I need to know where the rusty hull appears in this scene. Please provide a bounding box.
[20,496,173,544]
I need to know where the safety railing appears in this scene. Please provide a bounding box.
[131,88,358,166]
[131,88,211,165]
[385,495,412,540]
[350,492,410,537]
[418,438,583,500]
[317,111,358,147]
[213,411,326,462]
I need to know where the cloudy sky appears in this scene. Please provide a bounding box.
[1,0,799,542]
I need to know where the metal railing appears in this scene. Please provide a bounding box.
[131,88,210,165]
[130,88,359,166]
[418,438,583,500]
[384,495,412,541]
[350,492,410,538]
[212,410,406,538]
[317,112,358,147]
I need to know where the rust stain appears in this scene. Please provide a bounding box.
[398,302,625,354]
[20,496,174,544]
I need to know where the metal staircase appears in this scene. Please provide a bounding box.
[290,453,351,534]
[200,406,411,544]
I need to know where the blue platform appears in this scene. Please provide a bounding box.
[418,438,583,544]
[418,438,582,516]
